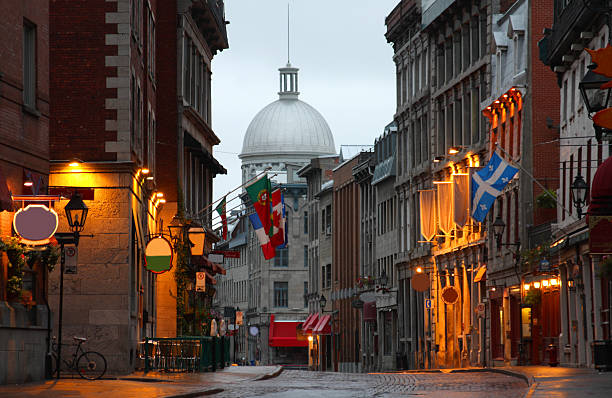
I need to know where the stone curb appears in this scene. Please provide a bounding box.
[163,388,224,398]
[253,366,284,381]
[479,368,535,387]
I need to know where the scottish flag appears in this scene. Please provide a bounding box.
[471,151,519,222]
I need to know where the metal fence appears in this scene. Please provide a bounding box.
[140,336,230,373]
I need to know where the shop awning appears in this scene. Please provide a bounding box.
[268,314,308,347]
[313,314,331,335]
[474,265,487,283]
[363,301,377,322]
[303,313,319,333]
[192,255,226,275]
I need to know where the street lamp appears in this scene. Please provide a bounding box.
[379,269,388,286]
[319,294,327,310]
[570,175,589,218]
[492,216,506,249]
[55,192,88,379]
[579,65,612,142]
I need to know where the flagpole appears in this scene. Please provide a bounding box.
[195,167,272,217]
[495,143,572,217]
[199,172,280,222]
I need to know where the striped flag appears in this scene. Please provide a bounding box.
[270,189,285,247]
[249,213,275,260]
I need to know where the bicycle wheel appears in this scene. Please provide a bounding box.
[77,351,107,380]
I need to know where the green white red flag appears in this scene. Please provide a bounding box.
[215,196,227,240]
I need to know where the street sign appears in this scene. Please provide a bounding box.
[195,272,206,292]
[539,259,551,272]
[476,302,486,317]
[441,286,460,305]
[64,245,77,274]
[425,298,432,309]
[249,325,259,336]
[211,250,240,258]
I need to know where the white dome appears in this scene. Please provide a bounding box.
[240,64,335,159]
[240,98,336,158]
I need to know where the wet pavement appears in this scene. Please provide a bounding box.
[1,365,611,397]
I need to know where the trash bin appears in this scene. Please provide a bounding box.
[547,344,558,367]
[592,340,612,371]
[250,360,255,366]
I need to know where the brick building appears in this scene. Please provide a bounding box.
[0,0,51,384]
[49,0,160,373]
[154,0,228,339]
[332,151,372,372]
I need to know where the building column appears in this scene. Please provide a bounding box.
[583,254,595,367]
[559,263,571,365]
[592,255,604,341]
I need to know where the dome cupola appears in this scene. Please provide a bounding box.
[240,64,336,160]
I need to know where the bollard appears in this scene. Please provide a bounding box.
[547,344,559,367]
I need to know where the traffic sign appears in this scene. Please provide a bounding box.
[425,299,432,309]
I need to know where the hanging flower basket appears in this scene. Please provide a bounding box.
[524,289,541,307]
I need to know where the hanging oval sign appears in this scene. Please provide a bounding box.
[411,273,430,292]
[441,285,460,305]
[145,236,173,273]
[13,204,59,245]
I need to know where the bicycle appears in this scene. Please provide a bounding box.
[51,336,107,380]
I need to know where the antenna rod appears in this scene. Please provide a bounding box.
[287,2,290,64]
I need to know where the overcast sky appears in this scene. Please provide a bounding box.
[211,0,399,199]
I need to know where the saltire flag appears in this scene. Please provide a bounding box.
[245,175,272,236]
[249,213,276,260]
[471,151,519,222]
[215,196,228,240]
[270,188,285,247]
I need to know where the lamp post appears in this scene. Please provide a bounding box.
[55,192,88,379]
[570,175,589,218]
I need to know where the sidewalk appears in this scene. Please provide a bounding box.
[494,366,612,398]
[0,365,283,398]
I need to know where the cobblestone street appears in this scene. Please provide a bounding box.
[214,370,528,398]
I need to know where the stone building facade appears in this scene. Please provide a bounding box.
[49,0,161,373]
[0,0,51,384]
[386,0,491,369]
[154,0,228,339]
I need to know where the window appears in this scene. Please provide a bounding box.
[274,247,288,267]
[23,21,36,108]
[274,282,288,307]
[304,245,308,267]
[303,211,308,234]
[326,264,332,288]
[303,281,308,308]
[148,8,155,80]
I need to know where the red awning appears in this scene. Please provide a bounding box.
[303,313,319,333]
[363,301,377,322]
[269,315,308,347]
[313,314,331,335]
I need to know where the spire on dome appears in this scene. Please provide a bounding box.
[278,64,299,99]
